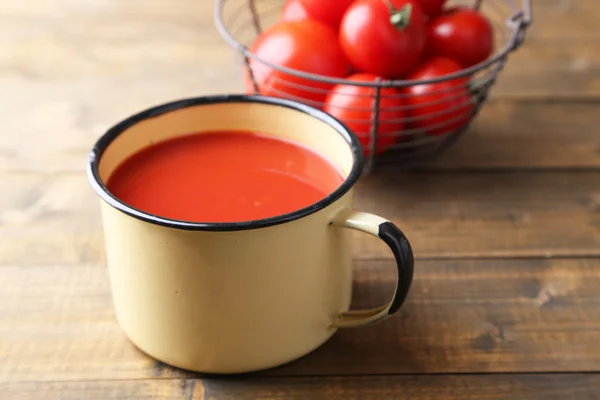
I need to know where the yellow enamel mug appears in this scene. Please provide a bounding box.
[87,95,414,374]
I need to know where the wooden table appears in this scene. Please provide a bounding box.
[2,0,600,398]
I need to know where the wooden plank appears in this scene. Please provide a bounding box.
[202,374,600,400]
[1,30,598,103]
[273,258,600,375]
[0,0,597,82]
[1,1,599,174]
[0,3,596,91]
[2,21,600,175]
[521,0,600,40]
[4,375,600,400]
[0,264,155,383]
[354,170,600,259]
[1,171,598,265]
[0,173,107,267]
[2,258,600,382]
[2,101,599,174]
[0,0,597,39]
[0,0,597,100]
[494,40,600,99]
[425,101,600,168]
[3,380,203,400]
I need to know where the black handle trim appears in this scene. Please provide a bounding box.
[378,222,414,315]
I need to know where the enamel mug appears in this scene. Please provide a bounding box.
[87,95,414,374]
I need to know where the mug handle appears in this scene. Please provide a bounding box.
[330,210,414,328]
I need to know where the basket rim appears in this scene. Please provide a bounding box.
[215,0,530,88]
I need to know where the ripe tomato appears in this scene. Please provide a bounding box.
[282,0,355,30]
[324,73,405,157]
[339,0,427,78]
[404,57,473,136]
[417,0,446,17]
[245,20,350,107]
[427,7,494,67]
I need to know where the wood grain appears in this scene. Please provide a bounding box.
[1,0,599,176]
[416,101,600,169]
[1,0,596,38]
[2,258,600,382]
[203,374,600,400]
[2,0,600,396]
[495,40,600,99]
[522,0,600,40]
[1,0,597,100]
[2,380,203,400]
[4,374,600,400]
[272,257,600,376]
[354,170,600,259]
[2,171,598,265]
[2,101,599,174]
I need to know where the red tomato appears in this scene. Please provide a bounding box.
[417,0,446,17]
[339,0,427,78]
[324,73,405,157]
[245,20,350,107]
[427,7,494,67]
[404,57,473,136]
[282,0,355,30]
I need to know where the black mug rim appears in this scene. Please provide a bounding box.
[87,94,364,231]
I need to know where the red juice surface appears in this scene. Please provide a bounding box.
[106,131,345,223]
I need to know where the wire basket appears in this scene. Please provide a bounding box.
[215,0,532,172]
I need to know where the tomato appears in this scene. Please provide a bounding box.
[427,7,494,67]
[339,0,427,78]
[281,0,355,30]
[324,73,405,157]
[404,57,473,136]
[245,20,350,107]
[417,0,446,17]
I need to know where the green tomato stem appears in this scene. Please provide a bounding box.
[383,0,412,30]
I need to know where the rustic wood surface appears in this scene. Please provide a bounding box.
[5,374,600,400]
[2,259,600,383]
[1,0,600,399]
[2,171,598,265]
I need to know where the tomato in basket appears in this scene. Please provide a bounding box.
[417,0,447,17]
[404,57,473,136]
[339,0,427,79]
[324,73,405,157]
[282,0,355,30]
[244,20,350,107]
[426,7,494,68]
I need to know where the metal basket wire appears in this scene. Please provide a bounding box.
[215,0,532,173]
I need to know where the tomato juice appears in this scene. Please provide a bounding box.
[106,131,345,223]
